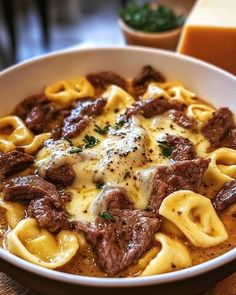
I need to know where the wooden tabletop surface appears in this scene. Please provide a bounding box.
[0,272,236,295]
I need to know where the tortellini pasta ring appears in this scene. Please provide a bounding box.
[0,196,25,229]
[187,104,214,125]
[102,85,135,112]
[203,148,236,190]
[166,85,197,105]
[0,116,34,151]
[23,132,51,154]
[141,233,192,276]
[45,77,94,105]
[6,218,79,269]
[159,191,228,248]
[142,82,170,100]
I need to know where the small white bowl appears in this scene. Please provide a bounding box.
[0,47,235,295]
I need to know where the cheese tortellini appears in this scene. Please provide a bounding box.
[159,191,228,248]
[45,77,94,105]
[6,218,79,269]
[141,233,192,276]
[0,116,50,154]
[203,148,236,190]
[0,198,25,229]
[187,104,214,126]
[102,85,135,112]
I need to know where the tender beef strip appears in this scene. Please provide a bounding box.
[45,163,76,187]
[3,175,69,232]
[202,107,235,147]
[169,110,196,129]
[125,98,171,119]
[28,196,68,233]
[105,188,133,210]
[132,65,165,97]
[125,98,185,119]
[0,150,34,181]
[166,134,196,161]
[87,71,127,90]
[25,103,55,134]
[14,94,48,119]
[13,94,69,136]
[221,128,236,149]
[3,175,62,207]
[150,158,210,212]
[213,180,236,211]
[95,209,160,276]
[74,189,160,275]
[62,98,106,138]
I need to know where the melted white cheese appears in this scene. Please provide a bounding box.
[35,85,211,222]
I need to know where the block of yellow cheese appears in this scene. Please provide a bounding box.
[178,0,236,75]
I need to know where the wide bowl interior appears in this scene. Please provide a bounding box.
[0,47,235,289]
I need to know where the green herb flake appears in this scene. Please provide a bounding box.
[114,117,126,130]
[69,147,83,154]
[120,0,184,33]
[99,212,116,222]
[157,140,172,157]
[64,137,73,145]
[83,135,99,148]
[96,182,105,189]
[94,124,110,135]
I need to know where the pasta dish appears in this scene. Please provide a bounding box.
[0,66,235,277]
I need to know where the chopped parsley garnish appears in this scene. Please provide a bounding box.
[120,0,184,33]
[99,211,116,222]
[114,117,126,130]
[83,135,99,148]
[157,140,172,157]
[69,147,83,154]
[94,124,110,135]
[64,137,73,145]
[96,182,105,189]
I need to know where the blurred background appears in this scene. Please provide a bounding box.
[0,0,131,69]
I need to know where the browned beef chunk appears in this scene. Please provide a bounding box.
[169,110,196,129]
[28,196,68,232]
[0,150,34,181]
[24,103,53,133]
[3,175,62,207]
[95,209,160,275]
[166,134,196,161]
[132,65,165,97]
[125,98,171,119]
[45,163,76,187]
[3,175,69,232]
[87,71,127,90]
[213,180,236,211]
[74,189,160,275]
[202,108,235,147]
[125,98,185,120]
[13,94,70,137]
[221,128,236,149]
[14,94,48,119]
[62,98,106,138]
[150,158,210,212]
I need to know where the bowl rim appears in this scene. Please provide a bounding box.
[0,46,235,287]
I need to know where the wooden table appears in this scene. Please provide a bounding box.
[0,272,236,295]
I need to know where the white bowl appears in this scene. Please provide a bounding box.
[0,47,235,295]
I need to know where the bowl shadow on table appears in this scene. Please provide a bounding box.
[1,257,235,295]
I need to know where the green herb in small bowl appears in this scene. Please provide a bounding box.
[120,0,184,33]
